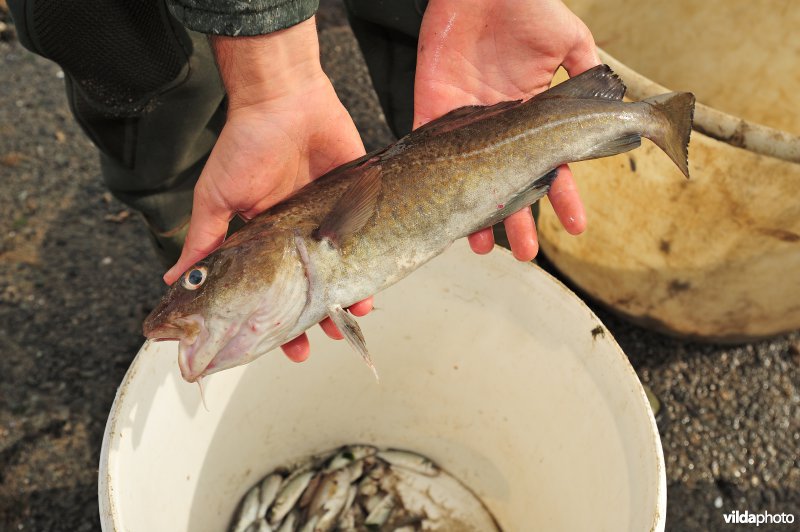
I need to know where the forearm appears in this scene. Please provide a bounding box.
[167,0,319,36]
[210,17,326,110]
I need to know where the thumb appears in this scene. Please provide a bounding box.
[162,183,233,286]
[561,23,601,78]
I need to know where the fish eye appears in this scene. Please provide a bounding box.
[181,266,208,290]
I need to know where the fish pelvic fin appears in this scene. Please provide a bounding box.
[540,64,626,101]
[196,377,209,412]
[327,304,379,382]
[642,92,696,178]
[314,165,382,246]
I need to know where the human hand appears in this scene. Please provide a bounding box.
[415,0,599,260]
[162,18,372,362]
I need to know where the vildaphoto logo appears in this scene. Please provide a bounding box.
[723,510,795,526]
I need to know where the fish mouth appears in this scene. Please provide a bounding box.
[143,312,271,383]
[173,315,210,383]
[143,314,212,383]
[143,322,186,342]
[143,314,202,342]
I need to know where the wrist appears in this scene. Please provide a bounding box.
[211,17,326,110]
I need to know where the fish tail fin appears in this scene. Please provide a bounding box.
[642,92,695,178]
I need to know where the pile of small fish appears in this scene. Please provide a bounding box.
[229,445,500,532]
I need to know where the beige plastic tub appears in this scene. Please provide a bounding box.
[539,0,800,340]
[99,242,665,531]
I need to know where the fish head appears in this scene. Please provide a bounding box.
[143,228,309,382]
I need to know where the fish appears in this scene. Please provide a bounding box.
[256,474,284,520]
[232,483,261,532]
[143,64,695,382]
[324,445,377,473]
[377,449,440,477]
[244,519,272,532]
[268,470,315,526]
[274,511,297,532]
[307,468,352,531]
[363,493,395,528]
[231,445,499,532]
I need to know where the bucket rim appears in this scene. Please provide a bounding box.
[599,49,800,165]
[97,244,667,531]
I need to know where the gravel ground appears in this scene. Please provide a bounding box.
[1,3,798,531]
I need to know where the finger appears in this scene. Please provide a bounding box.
[319,317,344,340]
[281,333,310,362]
[468,227,495,254]
[503,207,539,261]
[163,181,232,285]
[347,297,373,317]
[547,164,586,235]
[561,23,601,77]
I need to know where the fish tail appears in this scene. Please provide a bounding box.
[642,92,696,178]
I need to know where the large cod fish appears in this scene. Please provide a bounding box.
[144,65,694,383]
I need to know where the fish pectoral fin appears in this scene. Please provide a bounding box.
[327,304,379,382]
[478,168,559,230]
[585,133,642,159]
[538,64,626,101]
[314,165,382,247]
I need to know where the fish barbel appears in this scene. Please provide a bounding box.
[143,65,695,382]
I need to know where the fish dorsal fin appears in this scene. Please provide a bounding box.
[414,100,522,136]
[314,164,382,246]
[539,64,626,101]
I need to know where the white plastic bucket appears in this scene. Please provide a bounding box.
[99,242,666,531]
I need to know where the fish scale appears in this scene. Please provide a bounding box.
[143,64,694,382]
[308,99,676,327]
